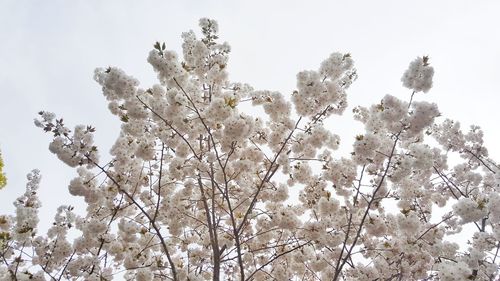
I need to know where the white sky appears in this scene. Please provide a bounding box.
[1,0,499,231]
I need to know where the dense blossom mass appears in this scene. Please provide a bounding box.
[1,18,499,281]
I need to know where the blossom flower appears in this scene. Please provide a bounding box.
[401,56,434,93]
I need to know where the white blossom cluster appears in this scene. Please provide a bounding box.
[436,261,473,281]
[13,170,41,243]
[401,56,434,93]
[0,170,45,280]
[1,19,499,281]
[292,52,356,117]
[452,197,488,224]
[34,112,99,167]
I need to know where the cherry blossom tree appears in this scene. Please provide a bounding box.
[1,18,499,281]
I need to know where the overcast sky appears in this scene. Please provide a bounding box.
[1,0,499,229]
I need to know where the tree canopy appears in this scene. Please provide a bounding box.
[1,18,499,281]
